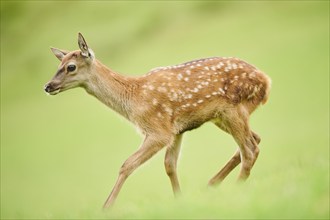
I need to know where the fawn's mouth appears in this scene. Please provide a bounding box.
[48,88,61,95]
[44,83,61,95]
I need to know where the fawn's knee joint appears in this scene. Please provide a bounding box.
[164,157,176,176]
[254,147,260,156]
[119,163,133,178]
[165,163,174,176]
[253,133,261,144]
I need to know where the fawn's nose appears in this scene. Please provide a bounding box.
[44,83,53,93]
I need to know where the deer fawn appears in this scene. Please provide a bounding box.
[45,33,271,208]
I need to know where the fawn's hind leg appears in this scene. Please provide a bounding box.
[209,149,241,185]
[209,108,260,185]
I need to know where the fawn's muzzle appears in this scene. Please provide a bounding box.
[44,83,60,95]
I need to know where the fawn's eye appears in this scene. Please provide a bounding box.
[67,64,76,72]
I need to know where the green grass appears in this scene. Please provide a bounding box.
[1,1,329,219]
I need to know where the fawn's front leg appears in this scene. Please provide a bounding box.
[103,134,170,208]
[164,134,183,195]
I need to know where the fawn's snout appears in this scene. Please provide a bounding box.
[44,81,61,95]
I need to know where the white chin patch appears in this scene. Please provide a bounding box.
[48,88,61,95]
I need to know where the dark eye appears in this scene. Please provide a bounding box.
[67,64,76,72]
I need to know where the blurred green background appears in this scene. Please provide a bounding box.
[1,1,329,219]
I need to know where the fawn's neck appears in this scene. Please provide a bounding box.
[84,60,134,119]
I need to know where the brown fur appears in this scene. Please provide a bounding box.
[45,34,271,208]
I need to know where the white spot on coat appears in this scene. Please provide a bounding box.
[249,72,256,78]
[157,87,167,93]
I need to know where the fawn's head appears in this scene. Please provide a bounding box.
[45,33,95,95]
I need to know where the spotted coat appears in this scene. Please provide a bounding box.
[132,57,271,134]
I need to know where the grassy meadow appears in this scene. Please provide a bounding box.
[1,1,329,219]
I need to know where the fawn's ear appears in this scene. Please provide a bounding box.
[50,47,69,61]
[78,32,94,59]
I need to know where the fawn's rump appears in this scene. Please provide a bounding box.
[225,70,271,112]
